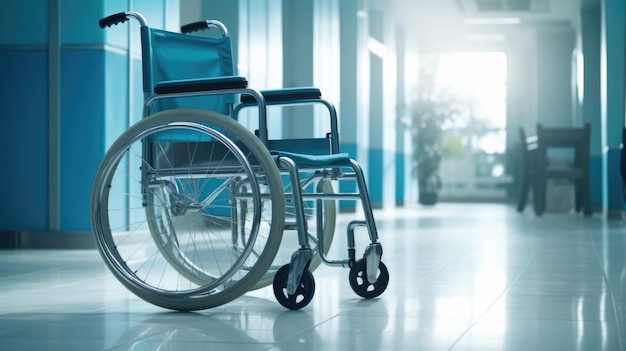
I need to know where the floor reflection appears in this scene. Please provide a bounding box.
[1,203,625,350]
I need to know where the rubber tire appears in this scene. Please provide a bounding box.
[91,108,285,311]
[349,258,389,299]
[272,264,316,310]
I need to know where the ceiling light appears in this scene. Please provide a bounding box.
[464,17,522,25]
[465,34,505,42]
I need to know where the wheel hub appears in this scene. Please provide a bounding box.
[171,201,187,216]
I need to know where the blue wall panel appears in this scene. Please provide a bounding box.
[130,58,143,126]
[0,0,48,45]
[61,0,108,45]
[104,0,134,21]
[339,143,357,211]
[605,149,625,211]
[589,155,602,210]
[105,52,130,148]
[395,152,405,205]
[368,149,383,208]
[60,49,106,231]
[589,152,625,212]
[0,49,49,230]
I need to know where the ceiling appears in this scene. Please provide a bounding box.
[390,0,602,52]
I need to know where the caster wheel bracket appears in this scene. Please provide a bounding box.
[287,248,312,295]
[364,243,382,284]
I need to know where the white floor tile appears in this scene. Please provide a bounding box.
[0,203,624,350]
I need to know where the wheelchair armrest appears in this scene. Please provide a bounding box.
[271,150,352,168]
[240,87,321,105]
[154,76,248,94]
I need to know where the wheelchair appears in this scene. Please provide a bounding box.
[92,11,389,311]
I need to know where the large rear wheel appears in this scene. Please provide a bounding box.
[91,109,285,310]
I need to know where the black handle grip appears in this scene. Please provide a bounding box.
[181,21,210,34]
[99,12,129,28]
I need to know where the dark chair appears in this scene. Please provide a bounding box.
[516,128,537,213]
[533,123,592,216]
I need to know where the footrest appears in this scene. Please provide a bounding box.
[154,76,248,94]
[240,87,321,104]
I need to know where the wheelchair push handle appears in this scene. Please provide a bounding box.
[99,11,147,28]
[181,20,229,36]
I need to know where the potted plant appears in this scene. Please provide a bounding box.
[403,56,471,205]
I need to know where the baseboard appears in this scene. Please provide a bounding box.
[0,231,96,249]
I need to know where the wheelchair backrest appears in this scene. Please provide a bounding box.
[141,27,236,115]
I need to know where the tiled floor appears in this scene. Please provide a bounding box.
[1,203,625,350]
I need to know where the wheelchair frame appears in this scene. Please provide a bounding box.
[92,11,388,311]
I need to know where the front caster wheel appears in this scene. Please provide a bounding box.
[349,258,389,299]
[273,264,315,310]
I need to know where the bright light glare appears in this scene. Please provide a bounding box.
[464,17,521,25]
[436,52,507,129]
[435,52,507,154]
